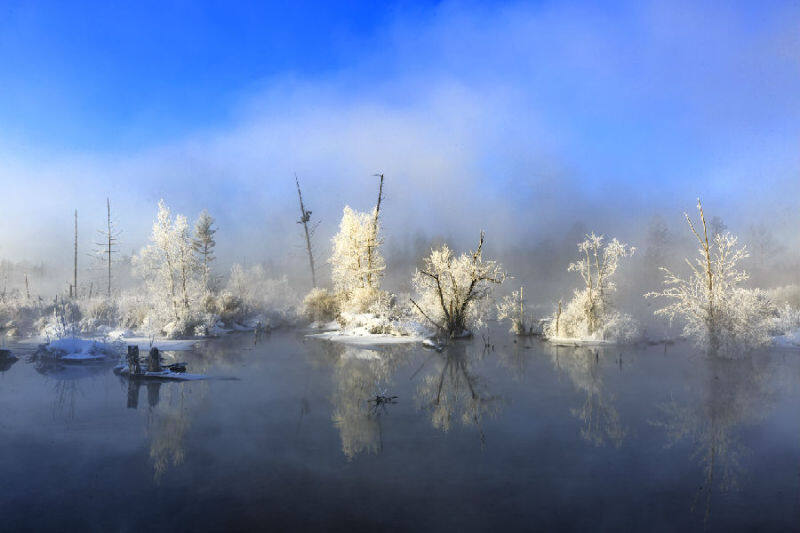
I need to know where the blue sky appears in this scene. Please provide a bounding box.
[0,1,425,150]
[0,0,798,266]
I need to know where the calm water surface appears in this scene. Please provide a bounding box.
[2,327,800,531]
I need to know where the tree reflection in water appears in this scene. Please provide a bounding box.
[125,376,207,482]
[546,345,626,448]
[652,353,777,525]
[415,343,502,449]
[35,361,107,422]
[329,344,405,460]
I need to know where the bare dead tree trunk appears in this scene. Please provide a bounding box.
[73,209,78,299]
[106,198,112,297]
[295,175,317,288]
[25,274,30,300]
[366,173,384,288]
[556,300,562,337]
[95,197,119,298]
[686,198,718,352]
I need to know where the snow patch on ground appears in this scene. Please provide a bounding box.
[307,330,425,346]
[39,337,122,361]
[306,313,431,346]
[773,329,800,348]
[24,333,201,352]
[545,336,618,347]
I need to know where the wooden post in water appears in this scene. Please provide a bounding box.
[148,347,161,372]
[127,345,141,375]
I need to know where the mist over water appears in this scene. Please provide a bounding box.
[3,328,800,531]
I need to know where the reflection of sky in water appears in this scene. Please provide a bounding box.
[1,327,798,531]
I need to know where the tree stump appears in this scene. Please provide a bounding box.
[127,346,141,375]
[148,347,161,372]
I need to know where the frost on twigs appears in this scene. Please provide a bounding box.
[133,201,214,337]
[545,232,637,343]
[410,231,506,338]
[496,287,536,336]
[646,199,775,355]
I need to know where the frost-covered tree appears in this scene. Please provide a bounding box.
[646,199,775,354]
[133,200,207,336]
[545,233,636,341]
[496,286,535,336]
[135,201,180,323]
[411,231,505,338]
[192,210,216,290]
[174,214,198,311]
[329,206,386,312]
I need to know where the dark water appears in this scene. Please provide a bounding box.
[2,328,800,532]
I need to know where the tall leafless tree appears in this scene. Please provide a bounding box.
[295,175,318,288]
[95,198,121,297]
[73,210,78,298]
[366,173,384,288]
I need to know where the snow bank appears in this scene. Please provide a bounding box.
[306,311,431,346]
[773,329,800,348]
[307,330,425,346]
[39,337,122,361]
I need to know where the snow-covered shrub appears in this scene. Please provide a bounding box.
[545,233,637,342]
[765,285,800,309]
[36,337,123,361]
[0,293,49,337]
[336,292,424,337]
[647,200,776,354]
[411,232,505,337]
[37,300,82,340]
[496,287,536,336]
[302,288,340,324]
[771,304,800,347]
[75,297,119,333]
[117,291,151,331]
[212,290,244,324]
